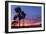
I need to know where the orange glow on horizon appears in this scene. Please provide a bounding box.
[11,20,41,26]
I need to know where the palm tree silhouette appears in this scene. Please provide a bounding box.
[12,7,26,27]
[21,11,26,27]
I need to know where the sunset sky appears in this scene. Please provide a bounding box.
[11,5,41,25]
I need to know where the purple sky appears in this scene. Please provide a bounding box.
[11,5,41,22]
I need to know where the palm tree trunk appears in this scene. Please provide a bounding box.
[19,20,20,27]
[23,19,24,27]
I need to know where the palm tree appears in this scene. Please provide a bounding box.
[15,7,22,27]
[21,11,26,27]
[15,7,26,27]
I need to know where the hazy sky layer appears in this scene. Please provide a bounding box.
[11,5,41,22]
